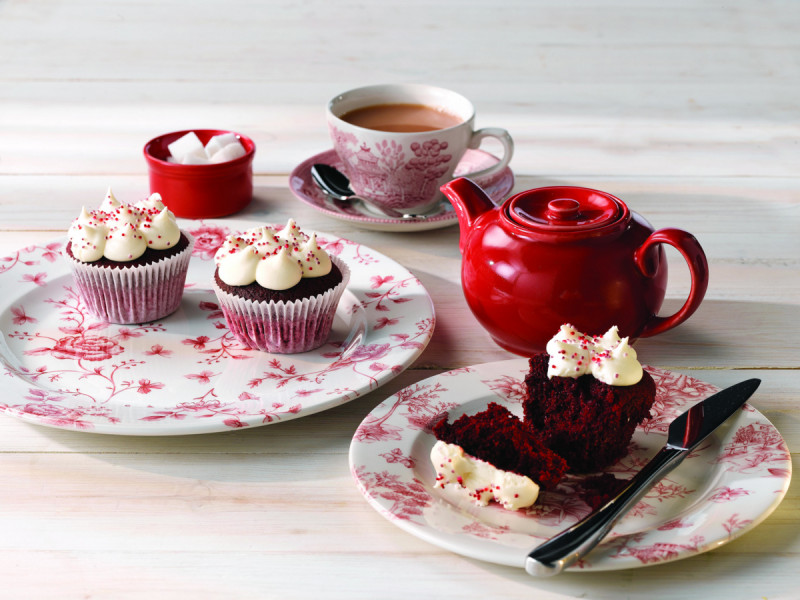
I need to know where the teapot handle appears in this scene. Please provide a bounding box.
[634,228,709,338]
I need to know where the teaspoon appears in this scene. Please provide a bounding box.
[310,163,430,220]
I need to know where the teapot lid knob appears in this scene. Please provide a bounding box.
[546,198,581,222]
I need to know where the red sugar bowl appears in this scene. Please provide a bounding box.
[440,177,709,355]
[143,129,256,219]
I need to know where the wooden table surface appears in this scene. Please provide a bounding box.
[1,1,798,598]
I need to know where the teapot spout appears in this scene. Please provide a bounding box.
[440,177,496,253]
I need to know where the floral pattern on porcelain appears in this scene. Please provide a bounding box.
[349,360,791,571]
[330,125,453,209]
[0,219,434,435]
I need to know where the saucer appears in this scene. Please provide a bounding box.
[289,148,515,232]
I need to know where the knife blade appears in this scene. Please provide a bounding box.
[525,378,761,577]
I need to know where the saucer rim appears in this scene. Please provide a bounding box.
[289,148,514,231]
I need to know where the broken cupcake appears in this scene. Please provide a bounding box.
[431,324,656,510]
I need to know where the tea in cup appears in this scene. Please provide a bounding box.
[327,84,513,214]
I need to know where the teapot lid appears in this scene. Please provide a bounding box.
[504,186,629,240]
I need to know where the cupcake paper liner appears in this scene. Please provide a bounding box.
[66,233,194,325]
[212,254,351,354]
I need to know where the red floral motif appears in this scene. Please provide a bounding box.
[181,331,252,364]
[461,522,511,540]
[623,539,703,564]
[640,368,719,434]
[0,242,63,275]
[657,517,695,530]
[482,373,527,405]
[354,466,430,521]
[709,487,752,503]
[11,306,37,325]
[722,513,753,537]
[247,315,432,399]
[198,301,224,320]
[316,236,379,266]
[355,381,457,444]
[21,272,47,286]
[528,490,593,527]
[144,344,172,357]
[12,387,121,430]
[627,500,660,520]
[715,422,789,473]
[380,448,415,468]
[375,317,399,329]
[185,370,219,384]
[188,223,230,260]
[37,334,124,362]
[363,275,417,312]
[136,379,164,394]
[646,480,695,503]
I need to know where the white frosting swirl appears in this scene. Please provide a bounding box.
[431,440,539,511]
[546,324,644,386]
[213,219,333,289]
[67,188,181,262]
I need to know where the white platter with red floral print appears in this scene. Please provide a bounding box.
[0,219,434,435]
[349,359,792,571]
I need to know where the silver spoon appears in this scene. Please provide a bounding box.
[310,163,429,220]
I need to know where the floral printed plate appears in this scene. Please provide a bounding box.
[0,219,435,435]
[289,148,514,232]
[350,359,791,571]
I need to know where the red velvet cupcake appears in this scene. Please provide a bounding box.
[523,324,656,472]
[211,220,350,354]
[64,188,193,324]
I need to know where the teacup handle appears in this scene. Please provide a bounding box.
[634,228,709,338]
[461,127,514,181]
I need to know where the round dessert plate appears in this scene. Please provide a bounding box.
[289,148,514,232]
[349,359,792,571]
[0,219,435,435]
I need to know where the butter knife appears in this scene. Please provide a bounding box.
[525,378,761,576]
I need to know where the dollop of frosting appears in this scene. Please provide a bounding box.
[545,323,644,386]
[67,188,181,262]
[213,219,332,289]
[430,440,540,511]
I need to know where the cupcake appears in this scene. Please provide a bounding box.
[211,220,350,353]
[64,188,194,324]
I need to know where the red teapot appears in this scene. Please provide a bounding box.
[440,178,709,355]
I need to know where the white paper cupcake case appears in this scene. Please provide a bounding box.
[212,254,351,354]
[66,233,194,325]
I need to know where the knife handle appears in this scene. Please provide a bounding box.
[525,445,686,576]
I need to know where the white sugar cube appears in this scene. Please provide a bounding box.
[168,132,206,162]
[180,153,210,165]
[214,132,239,146]
[205,133,242,159]
[209,141,246,163]
[204,137,225,157]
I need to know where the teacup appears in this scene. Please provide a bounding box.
[327,83,513,215]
